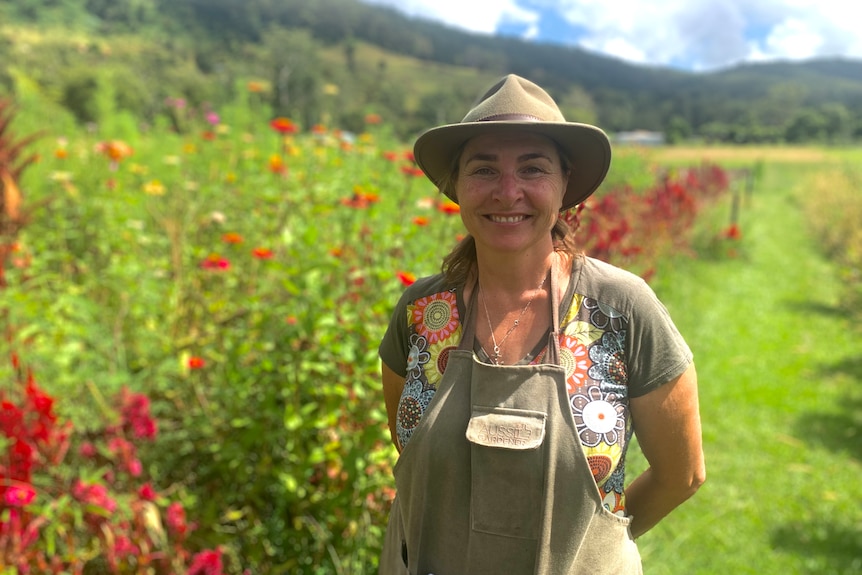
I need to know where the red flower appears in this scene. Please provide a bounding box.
[438,200,460,215]
[201,254,230,270]
[188,356,206,370]
[270,117,298,134]
[723,223,742,240]
[188,547,224,575]
[118,388,158,439]
[413,216,430,226]
[252,247,274,259]
[222,232,244,244]
[138,482,158,501]
[400,166,425,178]
[404,151,416,163]
[382,151,399,162]
[397,271,416,287]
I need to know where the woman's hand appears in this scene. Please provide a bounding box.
[625,363,706,538]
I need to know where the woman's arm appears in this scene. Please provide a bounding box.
[625,363,706,538]
[382,362,407,451]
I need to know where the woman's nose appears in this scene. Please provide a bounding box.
[493,171,523,204]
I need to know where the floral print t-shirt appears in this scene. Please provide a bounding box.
[379,255,693,516]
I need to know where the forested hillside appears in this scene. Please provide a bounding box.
[2,0,861,142]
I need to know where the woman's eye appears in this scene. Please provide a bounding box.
[522,165,547,175]
[471,167,495,176]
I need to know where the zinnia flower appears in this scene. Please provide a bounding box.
[252,247,274,259]
[438,200,460,215]
[188,356,206,370]
[270,117,298,134]
[397,271,416,287]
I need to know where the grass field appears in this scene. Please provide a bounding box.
[626,149,862,574]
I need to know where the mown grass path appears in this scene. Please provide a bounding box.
[630,158,862,574]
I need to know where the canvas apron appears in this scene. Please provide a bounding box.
[379,267,642,575]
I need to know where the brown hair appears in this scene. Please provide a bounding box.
[439,139,577,287]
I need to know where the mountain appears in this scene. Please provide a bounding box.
[1,0,860,143]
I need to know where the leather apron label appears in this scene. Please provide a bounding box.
[466,406,546,450]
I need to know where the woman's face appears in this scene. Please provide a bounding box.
[455,131,569,257]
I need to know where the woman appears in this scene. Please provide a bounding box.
[378,74,705,575]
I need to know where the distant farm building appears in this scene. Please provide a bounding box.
[614,130,665,146]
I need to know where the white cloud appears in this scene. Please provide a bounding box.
[360,0,862,70]
[763,18,824,60]
[362,0,537,35]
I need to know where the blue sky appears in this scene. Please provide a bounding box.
[361,0,862,71]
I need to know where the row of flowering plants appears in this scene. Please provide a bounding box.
[0,355,234,573]
[1,97,240,573]
[0,80,735,573]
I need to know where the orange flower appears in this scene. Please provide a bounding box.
[311,124,327,135]
[723,223,742,240]
[222,232,244,244]
[413,216,430,226]
[383,151,399,162]
[247,81,266,93]
[268,154,286,175]
[397,271,416,287]
[252,247,274,259]
[364,113,382,125]
[270,117,298,134]
[438,200,460,215]
[96,140,133,163]
[54,148,68,159]
[188,356,206,369]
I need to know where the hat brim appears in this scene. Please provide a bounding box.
[414,121,611,211]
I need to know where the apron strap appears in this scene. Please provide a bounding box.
[458,259,563,365]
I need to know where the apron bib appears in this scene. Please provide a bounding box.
[380,266,641,575]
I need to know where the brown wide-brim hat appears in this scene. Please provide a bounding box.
[414,74,611,211]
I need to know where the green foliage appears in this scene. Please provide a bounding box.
[3,87,454,572]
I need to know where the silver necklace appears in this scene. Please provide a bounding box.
[480,272,548,365]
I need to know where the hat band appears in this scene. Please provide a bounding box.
[477,113,543,122]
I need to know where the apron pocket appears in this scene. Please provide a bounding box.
[467,406,546,540]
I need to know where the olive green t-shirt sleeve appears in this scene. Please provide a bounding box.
[576,256,692,398]
[624,277,693,398]
[378,274,450,377]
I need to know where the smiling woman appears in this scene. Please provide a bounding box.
[377,74,705,575]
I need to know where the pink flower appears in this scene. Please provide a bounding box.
[127,458,143,477]
[4,484,36,507]
[201,254,230,270]
[113,535,139,558]
[166,501,188,538]
[72,480,117,513]
[188,548,224,575]
[79,441,97,458]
